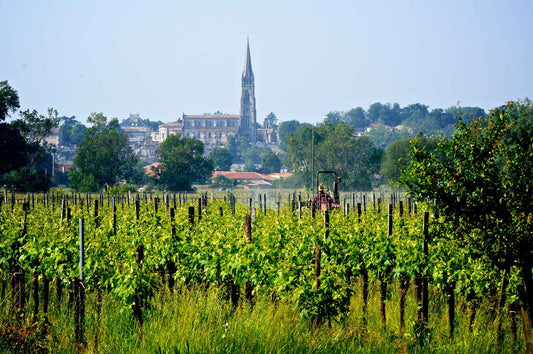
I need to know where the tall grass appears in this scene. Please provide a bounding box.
[1,279,524,353]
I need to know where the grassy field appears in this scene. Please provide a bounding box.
[0,279,521,353]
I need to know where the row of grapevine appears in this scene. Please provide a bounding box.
[0,190,523,348]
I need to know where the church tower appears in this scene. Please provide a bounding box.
[240,39,257,143]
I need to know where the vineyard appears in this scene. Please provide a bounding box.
[0,190,528,352]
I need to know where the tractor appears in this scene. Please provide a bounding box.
[310,170,342,211]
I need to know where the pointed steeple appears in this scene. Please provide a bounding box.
[240,38,256,142]
[242,38,254,83]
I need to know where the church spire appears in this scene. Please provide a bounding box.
[242,38,254,83]
[240,39,256,143]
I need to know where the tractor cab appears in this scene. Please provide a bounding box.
[311,171,342,211]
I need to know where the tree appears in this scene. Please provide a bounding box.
[367,102,401,126]
[70,114,138,192]
[153,134,213,191]
[401,100,533,329]
[325,111,344,125]
[227,134,249,163]
[278,120,301,150]
[285,121,382,190]
[242,145,268,172]
[263,112,278,129]
[209,147,232,171]
[259,149,282,174]
[212,174,237,189]
[144,119,163,132]
[381,135,439,183]
[2,108,59,191]
[59,116,87,146]
[0,80,20,121]
[345,107,368,128]
[444,106,486,124]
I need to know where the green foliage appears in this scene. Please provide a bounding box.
[401,99,533,321]
[277,120,302,150]
[0,123,28,175]
[227,135,250,163]
[1,108,59,191]
[209,147,233,171]
[71,113,138,192]
[0,194,526,352]
[381,135,439,184]
[212,174,238,188]
[259,150,281,174]
[285,122,382,190]
[263,112,278,129]
[59,116,86,146]
[0,80,20,121]
[154,134,213,191]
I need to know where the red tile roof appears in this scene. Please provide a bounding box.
[212,171,277,181]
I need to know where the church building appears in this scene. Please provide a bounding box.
[157,40,257,150]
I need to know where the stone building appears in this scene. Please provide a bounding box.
[157,40,257,151]
[120,113,158,163]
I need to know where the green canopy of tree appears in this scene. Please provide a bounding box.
[70,113,138,192]
[278,120,302,150]
[242,145,269,172]
[144,119,163,132]
[212,174,238,189]
[285,121,382,190]
[152,134,213,191]
[259,149,282,174]
[381,135,439,183]
[208,147,232,171]
[400,99,533,323]
[0,80,20,121]
[226,135,249,163]
[263,112,278,129]
[2,108,59,191]
[59,116,87,146]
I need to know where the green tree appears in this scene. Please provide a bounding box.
[325,111,344,125]
[209,147,232,171]
[444,105,486,124]
[381,135,439,183]
[381,139,412,184]
[278,120,302,150]
[242,145,268,172]
[70,114,138,192]
[285,122,382,190]
[144,119,163,132]
[263,112,278,129]
[59,116,87,146]
[227,134,249,163]
[0,80,20,121]
[153,134,213,191]
[401,100,533,326]
[259,149,282,174]
[3,108,59,191]
[212,174,238,189]
[345,107,368,128]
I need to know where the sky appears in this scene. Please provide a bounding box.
[1,0,532,125]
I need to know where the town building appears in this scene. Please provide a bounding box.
[119,113,158,163]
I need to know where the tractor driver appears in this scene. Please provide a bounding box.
[312,185,333,209]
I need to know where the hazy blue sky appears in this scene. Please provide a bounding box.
[1,0,532,124]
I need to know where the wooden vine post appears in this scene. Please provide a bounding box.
[243,214,253,305]
[133,244,144,327]
[379,204,393,330]
[188,206,195,233]
[168,208,177,293]
[74,218,86,348]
